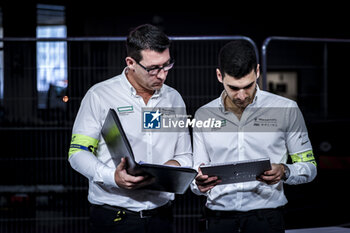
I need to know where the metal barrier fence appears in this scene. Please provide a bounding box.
[261,36,350,120]
[3,35,350,232]
[260,36,350,229]
[0,36,257,233]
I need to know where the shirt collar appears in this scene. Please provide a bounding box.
[252,84,260,105]
[120,68,137,96]
[219,91,229,114]
[153,88,162,98]
[120,67,162,98]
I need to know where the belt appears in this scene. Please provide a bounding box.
[205,206,283,218]
[98,202,172,219]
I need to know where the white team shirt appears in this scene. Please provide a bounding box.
[69,68,192,212]
[191,86,317,211]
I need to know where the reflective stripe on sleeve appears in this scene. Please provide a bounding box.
[290,150,317,167]
[68,134,99,158]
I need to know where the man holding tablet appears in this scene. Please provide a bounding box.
[191,40,317,233]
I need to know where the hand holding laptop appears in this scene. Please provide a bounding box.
[114,157,155,190]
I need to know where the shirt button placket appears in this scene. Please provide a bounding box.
[147,132,152,162]
[238,125,244,158]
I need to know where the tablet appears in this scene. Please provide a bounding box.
[200,158,271,184]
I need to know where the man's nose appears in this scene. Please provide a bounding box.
[156,69,167,80]
[236,89,247,100]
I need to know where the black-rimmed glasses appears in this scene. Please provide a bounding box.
[136,59,175,76]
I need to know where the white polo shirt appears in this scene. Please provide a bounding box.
[69,68,192,212]
[191,86,317,211]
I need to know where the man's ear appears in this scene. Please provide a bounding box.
[125,57,136,71]
[256,64,260,79]
[216,68,223,83]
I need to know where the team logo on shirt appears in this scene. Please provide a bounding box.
[117,106,134,115]
[143,110,162,129]
[253,117,278,127]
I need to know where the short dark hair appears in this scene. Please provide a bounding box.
[126,24,171,62]
[218,40,257,79]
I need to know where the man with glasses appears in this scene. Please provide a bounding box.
[68,24,192,233]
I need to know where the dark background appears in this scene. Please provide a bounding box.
[1,2,350,232]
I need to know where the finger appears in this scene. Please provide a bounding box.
[263,169,276,176]
[124,176,155,190]
[199,179,222,192]
[117,166,148,183]
[260,171,282,182]
[260,174,282,185]
[196,177,221,188]
[196,175,219,185]
[203,176,220,184]
[117,157,127,171]
[196,174,209,181]
[260,174,276,181]
[124,173,149,184]
[197,164,205,176]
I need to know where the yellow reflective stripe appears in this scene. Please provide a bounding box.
[290,150,317,167]
[68,134,99,158]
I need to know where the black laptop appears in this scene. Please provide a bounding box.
[101,108,197,194]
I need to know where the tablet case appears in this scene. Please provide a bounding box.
[101,108,197,194]
[200,158,271,184]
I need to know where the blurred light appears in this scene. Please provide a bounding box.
[62,95,69,103]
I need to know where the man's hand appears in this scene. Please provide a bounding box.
[195,165,221,193]
[114,157,154,190]
[257,163,285,185]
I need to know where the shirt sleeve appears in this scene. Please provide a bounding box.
[284,102,317,185]
[190,111,210,196]
[172,131,193,167]
[68,90,118,188]
[168,93,193,167]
